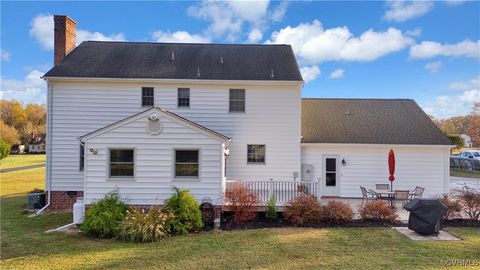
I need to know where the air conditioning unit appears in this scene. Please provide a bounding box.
[27,192,46,209]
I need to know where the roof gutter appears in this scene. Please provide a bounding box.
[301,143,453,149]
[41,76,304,87]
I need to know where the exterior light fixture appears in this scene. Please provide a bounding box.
[342,158,346,166]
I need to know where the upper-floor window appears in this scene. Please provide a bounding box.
[247,144,265,164]
[109,149,134,178]
[178,88,190,108]
[142,87,154,107]
[229,89,245,112]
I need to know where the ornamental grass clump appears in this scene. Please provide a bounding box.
[81,191,129,238]
[163,187,203,235]
[118,207,173,243]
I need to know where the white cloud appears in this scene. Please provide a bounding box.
[422,76,480,118]
[187,0,288,42]
[405,27,422,37]
[151,31,211,43]
[300,65,321,83]
[0,48,11,61]
[444,0,466,6]
[0,70,47,104]
[384,0,434,22]
[424,61,442,73]
[29,14,126,50]
[410,39,480,59]
[266,20,414,64]
[329,69,345,79]
[247,29,263,43]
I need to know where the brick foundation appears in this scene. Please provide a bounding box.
[49,191,84,210]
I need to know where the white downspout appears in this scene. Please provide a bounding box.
[36,80,53,215]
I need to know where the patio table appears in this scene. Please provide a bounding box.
[372,189,395,207]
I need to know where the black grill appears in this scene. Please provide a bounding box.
[403,199,448,235]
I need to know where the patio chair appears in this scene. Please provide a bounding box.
[376,184,390,190]
[393,190,410,207]
[409,186,425,200]
[360,186,377,206]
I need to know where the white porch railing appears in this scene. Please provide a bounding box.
[225,179,319,205]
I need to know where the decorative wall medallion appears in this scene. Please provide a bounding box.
[146,113,163,135]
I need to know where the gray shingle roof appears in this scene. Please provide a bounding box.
[44,41,303,81]
[301,99,452,145]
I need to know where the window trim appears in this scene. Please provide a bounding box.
[107,148,136,181]
[177,88,190,108]
[229,88,246,113]
[173,148,200,180]
[141,87,154,107]
[247,144,266,165]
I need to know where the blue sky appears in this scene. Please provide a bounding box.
[1,0,479,119]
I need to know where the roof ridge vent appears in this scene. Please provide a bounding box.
[170,51,175,61]
[220,56,224,64]
[270,68,275,79]
[196,67,201,78]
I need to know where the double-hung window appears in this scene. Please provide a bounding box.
[141,87,154,107]
[178,88,190,108]
[247,145,265,164]
[175,150,199,178]
[109,149,134,178]
[229,89,245,112]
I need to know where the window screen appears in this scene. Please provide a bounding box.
[229,89,245,112]
[142,87,154,106]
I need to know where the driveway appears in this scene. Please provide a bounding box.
[450,176,480,192]
[0,164,45,173]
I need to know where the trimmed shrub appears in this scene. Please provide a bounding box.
[224,182,259,224]
[439,195,462,220]
[81,191,129,238]
[265,195,278,221]
[321,200,354,224]
[163,187,203,235]
[0,139,9,160]
[284,196,322,226]
[359,200,397,223]
[118,207,173,243]
[457,186,480,221]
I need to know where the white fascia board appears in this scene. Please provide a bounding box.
[301,143,453,149]
[42,76,304,87]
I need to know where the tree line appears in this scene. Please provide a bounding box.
[430,102,480,148]
[0,100,46,147]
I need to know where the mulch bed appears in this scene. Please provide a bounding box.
[220,212,406,231]
[443,219,480,227]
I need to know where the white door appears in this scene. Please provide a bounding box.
[322,155,340,196]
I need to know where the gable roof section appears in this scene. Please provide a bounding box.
[44,41,303,82]
[80,107,230,142]
[301,98,452,146]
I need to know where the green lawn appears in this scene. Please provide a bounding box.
[1,168,479,269]
[451,169,480,178]
[0,154,46,169]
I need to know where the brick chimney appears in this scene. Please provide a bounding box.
[54,15,77,65]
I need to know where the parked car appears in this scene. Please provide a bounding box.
[458,150,480,161]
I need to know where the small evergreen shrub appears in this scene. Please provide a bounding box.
[81,191,129,238]
[118,207,173,243]
[439,195,462,220]
[224,183,259,224]
[163,187,203,235]
[284,196,322,226]
[0,139,9,160]
[321,200,354,224]
[457,185,480,221]
[358,201,397,223]
[265,195,278,221]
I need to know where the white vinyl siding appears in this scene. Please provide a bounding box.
[49,81,301,191]
[84,112,224,205]
[301,144,450,198]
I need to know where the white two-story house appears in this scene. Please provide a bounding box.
[41,16,452,211]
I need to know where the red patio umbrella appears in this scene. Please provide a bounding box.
[388,149,395,191]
